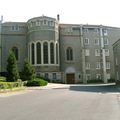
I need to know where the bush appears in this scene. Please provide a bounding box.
[6,51,20,82]
[0,76,6,82]
[108,78,115,83]
[87,79,103,84]
[0,81,24,90]
[26,78,48,87]
[22,59,36,81]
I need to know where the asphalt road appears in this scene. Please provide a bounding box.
[0,84,120,120]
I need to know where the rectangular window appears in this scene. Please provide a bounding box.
[96,74,101,79]
[86,74,91,80]
[95,49,100,56]
[106,62,110,69]
[11,25,19,31]
[53,73,56,80]
[104,38,109,45]
[45,73,49,79]
[116,58,118,65]
[85,63,90,69]
[84,38,89,45]
[94,38,99,45]
[84,28,89,33]
[105,49,109,56]
[85,49,90,56]
[117,72,119,80]
[94,28,99,33]
[96,62,101,69]
[103,29,108,36]
[106,73,110,80]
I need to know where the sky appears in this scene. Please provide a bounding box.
[0,0,120,27]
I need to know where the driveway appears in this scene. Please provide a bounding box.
[0,84,120,120]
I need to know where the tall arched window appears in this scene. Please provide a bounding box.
[43,42,48,64]
[66,47,73,61]
[36,42,41,64]
[31,43,35,64]
[50,43,54,64]
[56,43,58,64]
[12,47,19,61]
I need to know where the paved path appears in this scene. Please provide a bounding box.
[0,84,120,120]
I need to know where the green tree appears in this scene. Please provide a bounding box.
[6,51,20,82]
[22,59,36,81]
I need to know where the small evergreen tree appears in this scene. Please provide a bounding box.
[22,59,36,81]
[6,51,20,82]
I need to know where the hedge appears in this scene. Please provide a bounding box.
[26,78,48,87]
[0,76,6,82]
[0,81,24,90]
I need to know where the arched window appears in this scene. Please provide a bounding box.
[66,47,73,61]
[50,43,54,64]
[31,43,35,64]
[56,43,58,64]
[36,42,41,64]
[12,47,19,61]
[43,42,48,64]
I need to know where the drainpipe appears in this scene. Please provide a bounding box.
[100,26,107,83]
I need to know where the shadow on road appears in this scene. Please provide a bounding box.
[69,84,120,93]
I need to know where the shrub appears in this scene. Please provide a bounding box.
[87,79,103,83]
[0,76,6,82]
[26,78,48,87]
[22,59,36,81]
[0,81,24,90]
[108,78,115,83]
[6,51,20,82]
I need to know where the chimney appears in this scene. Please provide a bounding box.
[57,14,60,21]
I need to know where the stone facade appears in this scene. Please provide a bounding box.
[0,15,120,83]
[113,39,120,82]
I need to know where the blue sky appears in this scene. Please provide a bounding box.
[0,0,120,27]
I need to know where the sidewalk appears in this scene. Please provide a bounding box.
[27,83,70,90]
[0,83,70,97]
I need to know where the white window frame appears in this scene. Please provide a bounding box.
[106,73,110,80]
[84,28,89,33]
[94,28,99,33]
[84,38,89,45]
[96,62,101,69]
[53,73,57,80]
[104,38,109,45]
[85,49,90,56]
[105,49,109,56]
[95,49,100,56]
[94,38,99,45]
[103,29,108,36]
[86,74,91,80]
[116,58,118,65]
[106,62,110,69]
[117,72,119,80]
[85,63,90,69]
[96,74,101,79]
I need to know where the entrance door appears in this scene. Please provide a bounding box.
[66,74,75,84]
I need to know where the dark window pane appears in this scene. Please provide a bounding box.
[43,42,48,64]
[37,42,41,64]
[50,43,54,64]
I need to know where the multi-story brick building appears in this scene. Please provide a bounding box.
[0,15,120,83]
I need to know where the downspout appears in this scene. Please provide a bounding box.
[100,26,107,83]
